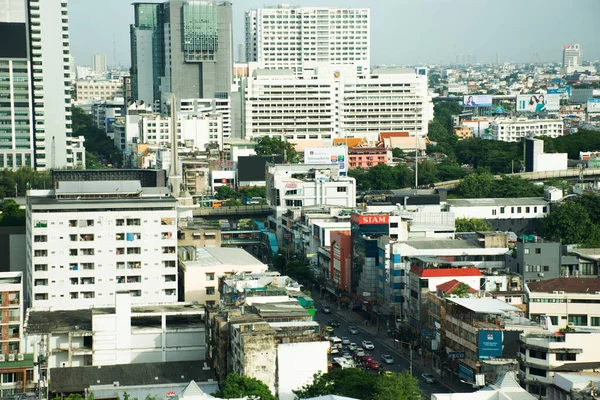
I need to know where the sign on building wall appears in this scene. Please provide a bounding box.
[478,330,503,358]
[516,93,560,112]
[463,95,492,107]
[304,146,348,174]
[350,213,390,225]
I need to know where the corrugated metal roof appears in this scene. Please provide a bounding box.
[55,180,142,195]
[447,298,521,314]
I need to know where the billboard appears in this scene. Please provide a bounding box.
[548,86,571,99]
[588,98,600,112]
[351,213,389,225]
[478,330,503,359]
[304,146,348,174]
[105,118,116,133]
[463,95,492,108]
[517,93,560,113]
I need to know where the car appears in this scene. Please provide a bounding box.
[325,326,334,333]
[328,320,340,328]
[342,352,353,360]
[362,340,375,350]
[348,326,359,334]
[341,336,350,345]
[363,354,375,363]
[381,354,394,364]
[421,373,435,384]
[354,348,365,358]
[330,347,340,355]
[367,361,380,370]
[321,305,332,314]
[348,343,357,351]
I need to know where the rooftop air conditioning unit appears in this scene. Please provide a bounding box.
[17,354,23,361]
[8,354,14,362]
[0,355,5,362]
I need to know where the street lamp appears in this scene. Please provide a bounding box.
[395,339,413,376]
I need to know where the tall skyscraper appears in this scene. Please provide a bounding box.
[92,53,107,74]
[563,44,582,68]
[0,0,34,169]
[27,0,84,169]
[245,5,370,74]
[130,1,233,109]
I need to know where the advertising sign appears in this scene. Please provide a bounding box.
[548,86,571,99]
[459,364,474,382]
[351,213,390,225]
[304,146,348,174]
[478,330,503,359]
[588,98,600,112]
[517,93,560,112]
[463,95,493,107]
[105,117,116,133]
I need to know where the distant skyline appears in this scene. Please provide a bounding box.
[68,0,600,68]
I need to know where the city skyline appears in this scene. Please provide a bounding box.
[68,0,600,68]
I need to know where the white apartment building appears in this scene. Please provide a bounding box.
[75,79,123,102]
[89,98,123,132]
[116,101,154,152]
[178,246,268,306]
[243,64,431,140]
[25,180,178,309]
[266,163,356,245]
[526,278,600,329]
[29,0,84,169]
[519,329,600,398]
[138,113,224,151]
[245,5,370,75]
[179,98,232,140]
[490,117,564,142]
[92,53,107,75]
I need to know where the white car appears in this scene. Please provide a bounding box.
[362,340,375,350]
[348,343,357,351]
[341,337,350,345]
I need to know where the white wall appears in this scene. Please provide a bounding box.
[277,341,329,400]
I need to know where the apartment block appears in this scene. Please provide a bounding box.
[75,79,123,102]
[245,5,370,75]
[26,180,178,309]
[490,117,564,142]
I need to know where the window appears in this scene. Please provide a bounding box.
[2,373,16,383]
[591,317,600,326]
[34,264,48,271]
[524,248,530,254]
[543,206,548,213]
[337,187,347,192]
[568,314,588,326]
[69,249,78,256]
[164,260,176,268]
[492,209,497,216]
[543,266,549,272]
[526,207,530,213]
[164,275,176,282]
[34,249,47,257]
[126,218,140,226]
[206,273,215,281]
[79,234,94,242]
[529,367,546,377]
[116,247,125,255]
[34,279,48,286]
[161,232,172,240]
[127,247,141,255]
[160,218,175,225]
[517,207,522,213]
[34,235,47,242]
[500,207,505,214]
[535,248,541,254]
[116,219,124,226]
[162,247,176,254]
[81,248,94,255]
[556,353,577,361]
[34,293,48,301]
[206,287,215,295]
[390,222,399,228]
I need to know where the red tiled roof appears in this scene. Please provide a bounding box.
[436,279,478,293]
[528,278,600,293]
[379,131,410,139]
[410,265,482,278]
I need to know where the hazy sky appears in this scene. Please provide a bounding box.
[68,0,600,68]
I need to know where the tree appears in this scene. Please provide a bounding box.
[540,201,600,246]
[453,172,495,198]
[254,136,298,162]
[455,218,492,233]
[375,371,422,400]
[213,373,277,400]
[447,283,472,298]
[391,148,404,158]
[215,185,235,200]
[72,107,122,166]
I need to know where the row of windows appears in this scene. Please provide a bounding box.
[34,217,175,228]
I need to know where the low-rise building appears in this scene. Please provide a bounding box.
[432,372,536,400]
[455,126,473,140]
[548,372,600,400]
[75,79,123,102]
[347,147,390,169]
[526,278,600,328]
[490,117,564,142]
[178,247,268,306]
[506,240,579,285]
[519,329,600,398]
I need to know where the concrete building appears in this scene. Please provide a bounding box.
[506,240,579,285]
[92,53,107,75]
[178,246,268,306]
[25,293,206,369]
[28,0,85,169]
[245,5,370,75]
[524,138,568,173]
[490,117,564,142]
[26,180,178,309]
[265,163,356,246]
[526,278,600,329]
[519,329,600,398]
[432,372,536,400]
[243,64,431,140]
[446,197,550,233]
[0,2,35,170]
[75,79,123,102]
[347,147,389,169]
[548,372,600,400]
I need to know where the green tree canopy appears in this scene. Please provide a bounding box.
[541,199,600,246]
[452,173,543,199]
[455,218,492,233]
[254,136,298,162]
[72,107,122,166]
[294,370,422,400]
[213,373,277,400]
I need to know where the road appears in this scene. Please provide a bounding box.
[314,300,462,399]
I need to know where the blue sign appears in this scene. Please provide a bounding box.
[478,330,503,358]
[459,364,474,382]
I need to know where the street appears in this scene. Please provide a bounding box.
[313,299,469,399]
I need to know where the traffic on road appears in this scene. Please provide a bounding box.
[314,300,457,398]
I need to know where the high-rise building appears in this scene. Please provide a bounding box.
[130,2,165,107]
[27,0,85,169]
[245,5,370,75]
[25,180,178,309]
[563,44,582,68]
[0,0,34,169]
[243,64,431,140]
[130,1,233,109]
[91,53,107,74]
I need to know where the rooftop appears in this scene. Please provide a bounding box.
[527,278,600,294]
[447,298,522,315]
[411,265,482,278]
[55,180,143,195]
[407,238,488,250]
[437,279,478,294]
[447,198,548,207]
[50,360,216,393]
[181,247,264,267]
